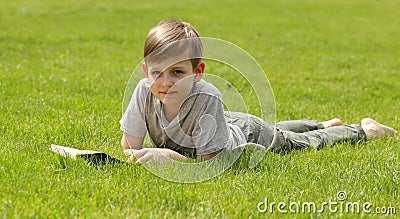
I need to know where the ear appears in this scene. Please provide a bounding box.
[193,61,205,82]
[142,62,148,78]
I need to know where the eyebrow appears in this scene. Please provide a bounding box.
[149,63,189,72]
[171,65,188,69]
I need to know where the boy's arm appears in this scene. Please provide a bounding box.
[121,133,144,150]
[197,150,221,161]
[126,148,220,165]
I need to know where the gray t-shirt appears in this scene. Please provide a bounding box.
[120,78,247,156]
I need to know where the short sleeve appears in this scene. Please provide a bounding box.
[191,93,230,156]
[119,78,148,138]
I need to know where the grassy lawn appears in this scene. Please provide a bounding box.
[1,0,399,218]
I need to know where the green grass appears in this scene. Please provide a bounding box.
[1,0,399,218]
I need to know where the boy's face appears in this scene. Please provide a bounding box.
[143,54,204,107]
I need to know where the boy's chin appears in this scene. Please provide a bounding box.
[161,99,175,104]
[159,97,172,103]
[160,97,182,106]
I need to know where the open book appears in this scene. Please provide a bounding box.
[50,144,121,164]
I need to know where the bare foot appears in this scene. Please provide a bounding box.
[321,118,343,128]
[361,118,398,140]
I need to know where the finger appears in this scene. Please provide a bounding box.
[124,149,140,155]
[135,153,153,165]
[126,154,138,163]
[126,149,148,163]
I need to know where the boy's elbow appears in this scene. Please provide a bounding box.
[197,150,221,161]
[121,135,130,150]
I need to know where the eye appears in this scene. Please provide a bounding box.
[151,71,161,75]
[173,70,184,74]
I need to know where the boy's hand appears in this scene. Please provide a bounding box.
[125,148,188,165]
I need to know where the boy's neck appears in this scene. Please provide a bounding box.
[162,103,181,122]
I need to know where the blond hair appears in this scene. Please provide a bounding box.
[144,19,203,68]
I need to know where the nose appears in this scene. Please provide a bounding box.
[160,73,174,86]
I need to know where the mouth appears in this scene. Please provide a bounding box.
[159,91,177,96]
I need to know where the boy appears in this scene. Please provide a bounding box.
[120,20,397,165]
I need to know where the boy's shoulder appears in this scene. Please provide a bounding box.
[137,78,150,88]
[193,79,221,97]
